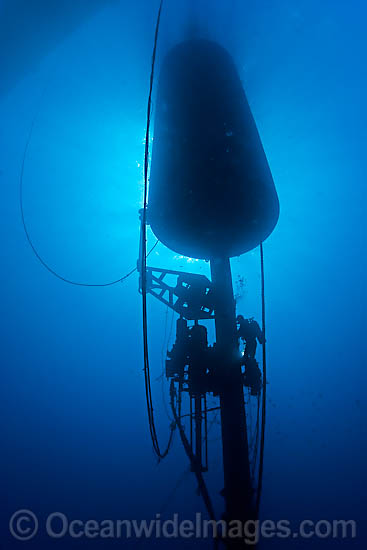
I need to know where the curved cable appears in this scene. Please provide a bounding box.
[19,104,159,286]
[250,394,261,482]
[256,242,267,516]
[140,0,176,460]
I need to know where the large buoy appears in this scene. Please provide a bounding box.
[148,39,279,260]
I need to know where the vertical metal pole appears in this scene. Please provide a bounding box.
[210,257,253,529]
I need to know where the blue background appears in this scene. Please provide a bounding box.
[0,0,365,548]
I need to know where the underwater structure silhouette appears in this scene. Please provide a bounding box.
[18,3,280,547]
[139,4,279,547]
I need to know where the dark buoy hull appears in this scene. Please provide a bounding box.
[149,40,279,260]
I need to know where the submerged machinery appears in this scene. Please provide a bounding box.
[140,39,279,547]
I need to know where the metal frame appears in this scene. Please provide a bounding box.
[141,266,215,320]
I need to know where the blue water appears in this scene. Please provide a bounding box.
[0,1,365,548]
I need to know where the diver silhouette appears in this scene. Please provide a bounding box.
[236,315,264,360]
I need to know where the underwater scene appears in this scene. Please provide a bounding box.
[0,1,365,549]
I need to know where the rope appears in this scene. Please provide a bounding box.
[256,242,267,516]
[19,95,159,287]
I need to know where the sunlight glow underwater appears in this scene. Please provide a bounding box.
[0,1,365,549]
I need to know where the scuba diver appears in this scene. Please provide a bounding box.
[236,315,264,360]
